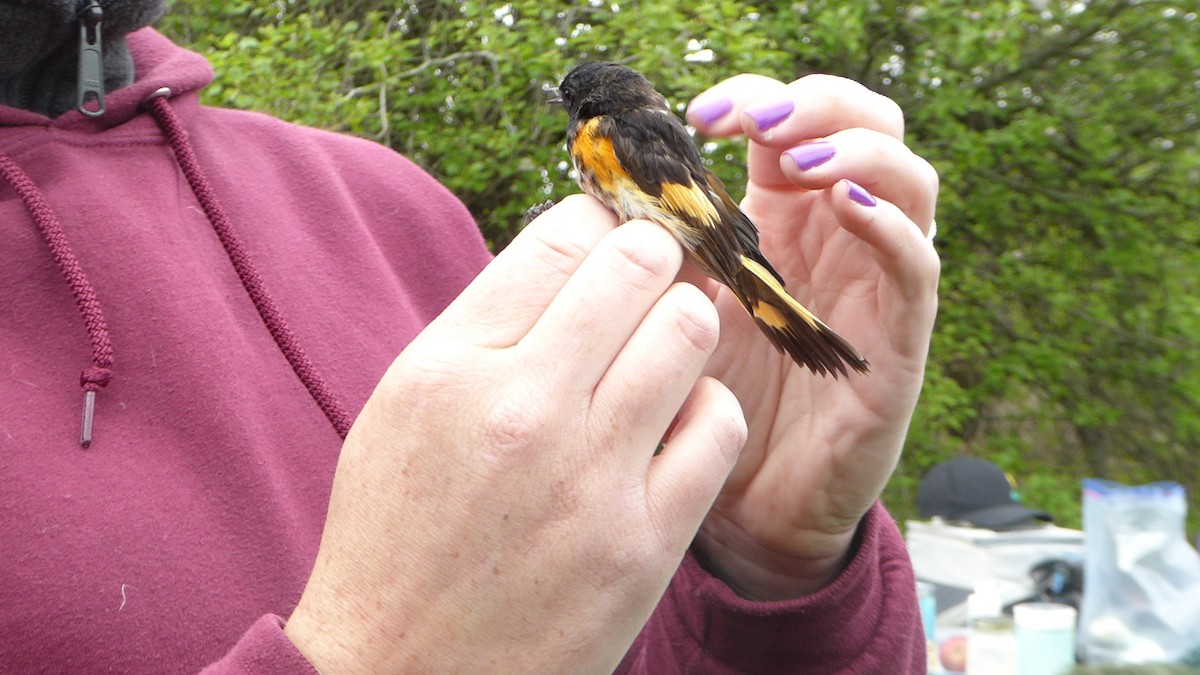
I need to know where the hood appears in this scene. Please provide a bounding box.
[0,0,170,118]
[0,26,215,129]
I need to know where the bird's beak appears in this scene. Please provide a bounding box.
[544,84,563,106]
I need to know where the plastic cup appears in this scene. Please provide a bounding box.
[1013,602,1076,675]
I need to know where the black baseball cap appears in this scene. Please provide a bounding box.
[917,458,1053,530]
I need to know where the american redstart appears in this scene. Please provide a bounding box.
[550,62,868,378]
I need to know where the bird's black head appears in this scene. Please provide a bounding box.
[555,62,669,120]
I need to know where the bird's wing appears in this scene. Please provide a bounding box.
[602,109,785,286]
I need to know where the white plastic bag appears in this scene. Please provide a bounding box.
[1079,479,1200,664]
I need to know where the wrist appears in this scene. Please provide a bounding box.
[693,516,863,601]
[284,580,404,674]
[284,598,371,674]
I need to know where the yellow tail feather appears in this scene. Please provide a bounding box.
[736,255,869,378]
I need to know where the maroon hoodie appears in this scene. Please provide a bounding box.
[0,29,924,674]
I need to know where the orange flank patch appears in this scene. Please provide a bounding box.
[572,118,619,190]
[659,182,719,227]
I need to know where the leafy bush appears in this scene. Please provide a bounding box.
[160,0,1200,537]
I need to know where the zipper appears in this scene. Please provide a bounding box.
[77,0,105,117]
[16,71,36,112]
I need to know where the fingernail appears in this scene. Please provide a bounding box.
[688,96,733,126]
[844,180,878,207]
[784,141,837,171]
[744,98,794,133]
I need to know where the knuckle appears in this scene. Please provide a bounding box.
[379,349,467,405]
[606,223,681,287]
[684,378,747,469]
[880,96,906,137]
[711,395,749,466]
[795,74,905,137]
[669,285,720,354]
[793,72,845,89]
[923,249,943,287]
[526,226,592,277]
[717,73,786,102]
[478,392,547,455]
[727,73,782,88]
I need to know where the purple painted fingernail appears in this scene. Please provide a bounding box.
[688,96,733,126]
[744,99,795,132]
[784,141,837,171]
[845,180,878,207]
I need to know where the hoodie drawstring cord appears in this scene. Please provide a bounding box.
[0,151,113,448]
[145,92,354,440]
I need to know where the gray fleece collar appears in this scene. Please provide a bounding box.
[0,0,168,117]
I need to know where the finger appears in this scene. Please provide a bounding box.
[687,73,903,144]
[436,194,618,348]
[520,219,685,389]
[644,377,746,553]
[832,179,940,306]
[775,129,940,229]
[686,73,786,135]
[588,282,720,455]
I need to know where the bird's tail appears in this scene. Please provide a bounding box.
[733,255,869,378]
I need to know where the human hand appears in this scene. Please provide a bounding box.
[682,74,941,600]
[283,196,747,673]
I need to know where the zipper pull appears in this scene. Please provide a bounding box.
[77,0,105,117]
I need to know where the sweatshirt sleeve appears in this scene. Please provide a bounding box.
[200,505,921,674]
[618,502,925,674]
[199,615,319,675]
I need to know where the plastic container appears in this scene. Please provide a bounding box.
[1013,602,1076,675]
[966,580,1018,675]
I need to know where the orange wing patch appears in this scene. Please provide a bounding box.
[750,299,789,329]
[659,181,719,227]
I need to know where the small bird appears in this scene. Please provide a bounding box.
[552,62,868,377]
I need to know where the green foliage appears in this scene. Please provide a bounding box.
[159,1,1200,537]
